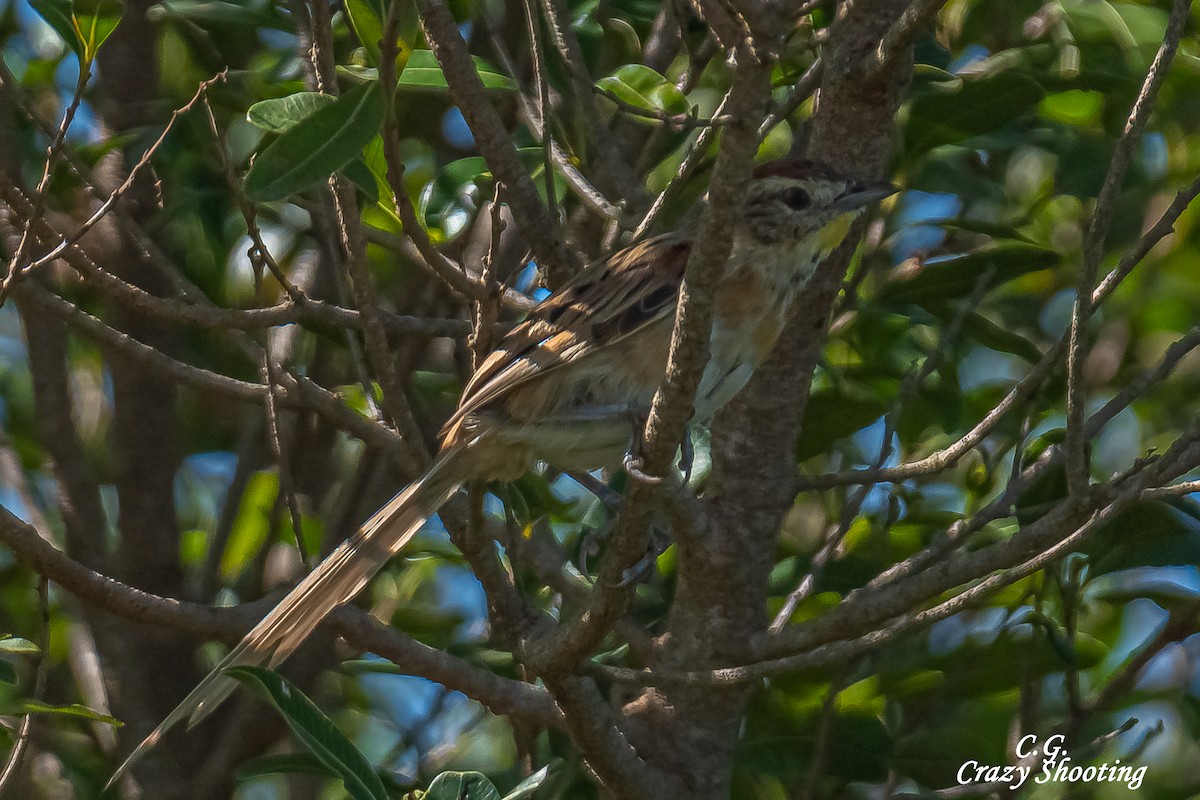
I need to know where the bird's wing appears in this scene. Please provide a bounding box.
[441,234,691,441]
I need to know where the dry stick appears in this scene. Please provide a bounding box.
[201,96,306,302]
[0,175,468,336]
[17,70,229,276]
[860,318,1200,598]
[800,172,1200,492]
[770,268,994,632]
[262,350,308,564]
[632,90,733,240]
[522,0,559,226]
[0,578,48,798]
[478,20,621,222]
[0,90,422,479]
[0,60,91,303]
[15,278,410,462]
[867,0,950,80]
[596,421,1200,687]
[471,184,506,370]
[758,56,823,139]
[330,177,432,466]
[0,505,562,727]
[534,0,642,203]
[2,183,418,459]
[1065,0,1189,498]
[415,0,579,283]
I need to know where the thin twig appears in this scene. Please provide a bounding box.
[13,70,229,279]
[1065,0,1189,498]
[415,0,579,282]
[0,578,49,798]
[1,60,92,303]
[633,89,733,239]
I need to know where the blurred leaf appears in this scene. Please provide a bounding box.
[345,0,385,67]
[220,471,278,581]
[227,666,389,800]
[797,386,889,461]
[245,81,386,201]
[246,92,335,133]
[425,771,501,800]
[1086,500,1200,576]
[877,243,1059,306]
[501,763,557,800]
[962,313,1042,363]
[373,50,516,91]
[237,753,341,781]
[0,635,40,655]
[29,0,83,57]
[21,701,122,726]
[147,0,286,26]
[0,662,15,685]
[923,625,1106,697]
[596,64,688,120]
[906,71,1046,155]
[73,0,122,60]
[342,157,380,203]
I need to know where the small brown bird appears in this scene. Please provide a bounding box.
[113,157,895,779]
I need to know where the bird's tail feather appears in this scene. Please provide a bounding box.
[108,450,466,788]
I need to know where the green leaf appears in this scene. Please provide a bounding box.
[147,0,287,26]
[30,0,83,57]
[0,661,16,685]
[74,0,122,60]
[962,313,1042,363]
[1086,500,1200,576]
[501,762,557,800]
[237,752,342,781]
[797,386,889,461]
[0,635,40,656]
[246,92,336,133]
[21,701,123,726]
[905,71,1046,155]
[227,666,389,800]
[220,471,277,580]
[244,81,386,202]
[395,50,515,91]
[342,157,380,203]
[877,243,1059,306]
[345,0,385,67]
[425,771,502,800]
[596,64,688,120]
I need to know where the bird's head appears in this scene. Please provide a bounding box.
[737,158,897,250]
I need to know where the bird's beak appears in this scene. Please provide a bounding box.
[832,180,899,212]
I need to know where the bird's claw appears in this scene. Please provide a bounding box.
[623,451,662,484]
[615,527,670,587]
[678,424,694,485]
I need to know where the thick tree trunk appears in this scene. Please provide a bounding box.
[618,4,915,796]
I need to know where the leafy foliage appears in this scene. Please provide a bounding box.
[2,0,1200,797]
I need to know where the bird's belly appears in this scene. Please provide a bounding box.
[693,313,784,421]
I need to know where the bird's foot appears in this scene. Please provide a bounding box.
[616,526,671,587]
[624,407,662,484]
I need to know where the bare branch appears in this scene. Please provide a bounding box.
[6,70,229,283]
[1065,0,1189,497]
[0,504,562,727]
[415,0,580,282]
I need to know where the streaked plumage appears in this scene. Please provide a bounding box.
[110,158,896,785]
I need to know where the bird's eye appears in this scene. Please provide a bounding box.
[781,187,810,211]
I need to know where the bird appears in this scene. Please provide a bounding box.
[110,156,896,782]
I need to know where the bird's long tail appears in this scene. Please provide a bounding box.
[108,449,466,787]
